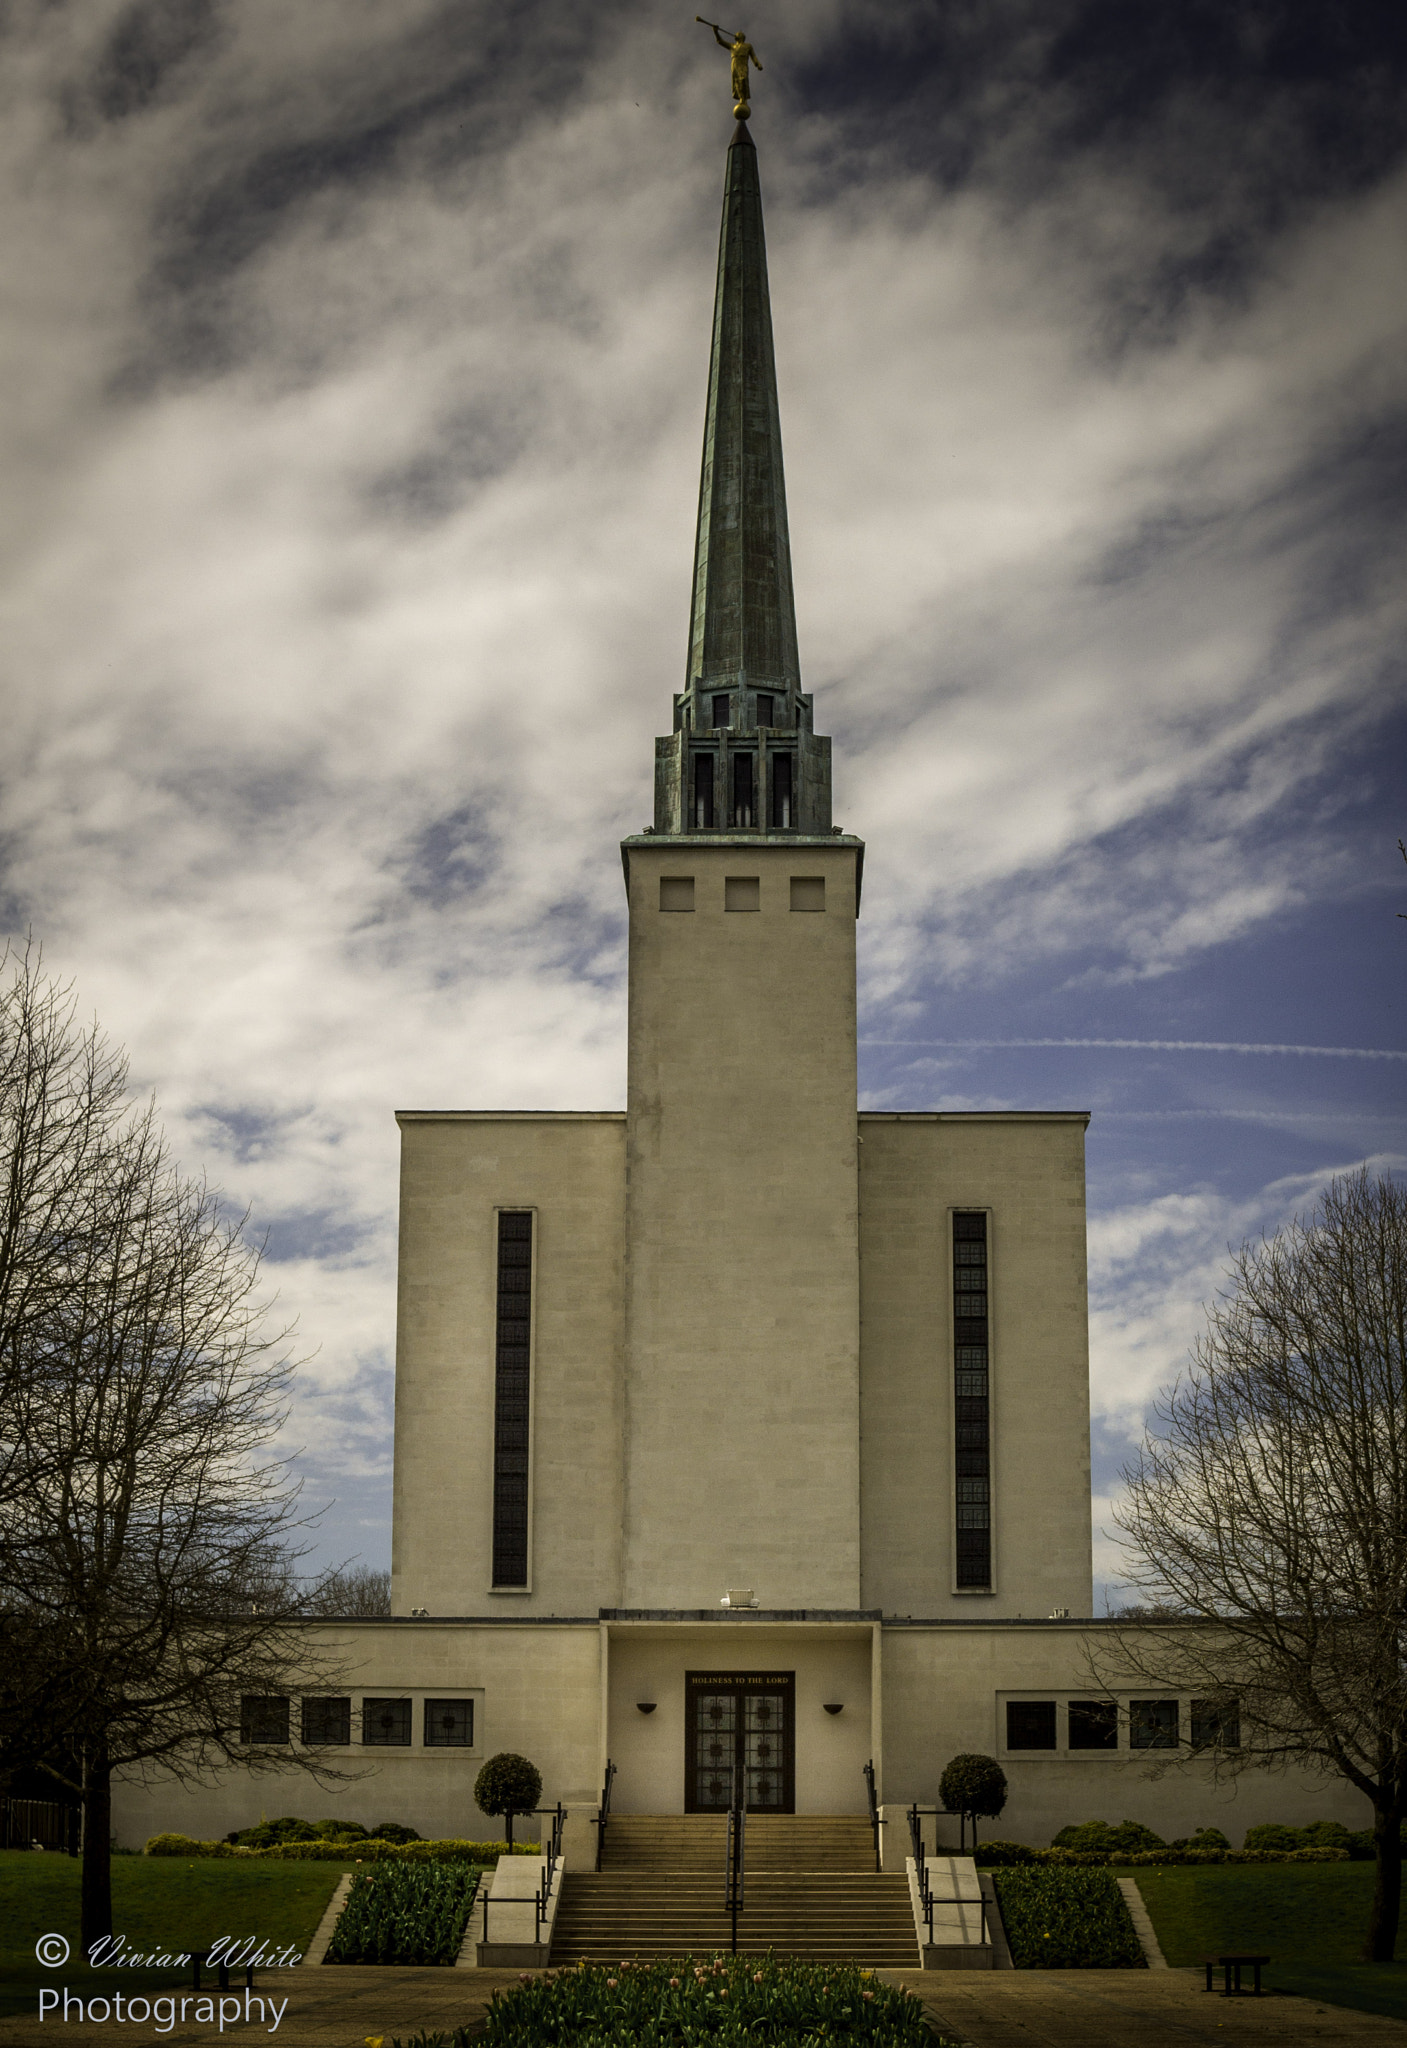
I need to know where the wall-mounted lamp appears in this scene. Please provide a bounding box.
[637,1702,657,1714]
[822,1703,844,1716]
[720,1589,758,1609]
[409,1606,429,1618]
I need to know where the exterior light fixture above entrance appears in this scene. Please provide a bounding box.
[823,1703,844,1715]
[637,1702,657,1714]
[720,1589,757,1608]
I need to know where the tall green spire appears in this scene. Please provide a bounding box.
[651,121,833,837]
[686,121,800,702]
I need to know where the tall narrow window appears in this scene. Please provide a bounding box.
[733,752,755,827]
[756,693,774,727]
[771,753,793,828]
[492,1210,532,1587]
[712,694,731,730]
[693,753,715,829]
[953,1211,991,1589]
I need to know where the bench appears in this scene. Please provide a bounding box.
[186,1953,256,1994]
[1202,1952,1270,1996]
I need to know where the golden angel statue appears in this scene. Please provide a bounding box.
[697,19,762,117]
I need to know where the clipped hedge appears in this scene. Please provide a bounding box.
[228,1816,422,1848]
[145,1832,538,1862]
[976,1837,1349,1868]
[993,1867,1146,1969]
[1051,1819,1164,1856]
[325,1860,483,1966]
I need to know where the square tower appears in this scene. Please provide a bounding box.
[620,837,863,1609]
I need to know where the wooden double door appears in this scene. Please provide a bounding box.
[686,1670,795,1813]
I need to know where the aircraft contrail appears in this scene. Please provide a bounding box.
[861,1038,1407,1061]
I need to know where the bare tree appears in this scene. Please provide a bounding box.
[1098,1168,1407,1961]
[0,945,137,1781]
[305,1565,391,1617]
[0,948,347,1947]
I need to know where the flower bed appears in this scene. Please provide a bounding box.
[325,1862,485,1966]
[992,1868,1146,1968]
[390,1957,945,2046]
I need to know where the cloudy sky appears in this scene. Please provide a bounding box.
[3,0,1403,1603]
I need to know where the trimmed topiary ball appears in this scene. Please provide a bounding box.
[939,1753,1008,1849]
[367,1821,421,1843]
[474,1752,543,1850]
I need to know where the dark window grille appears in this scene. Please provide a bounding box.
[1130,1698,1179,1750]
[424,1698,474,1748]
[756,694,774,727]
[493,1211,533,1587]
[712,694,731,730]
[1006,1700,1056,1750]
[732,752,755,827]
[953,1212,991,1587]
[693,753,715,829]
[771,752,793,828]
[1191,1698,1240,1749]
[300,1696,351,1746]
[240,1696,290,1745]
[1068,1699,1118,1751]
[362,1697,412,1746]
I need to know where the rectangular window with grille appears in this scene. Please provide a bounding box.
[362,1698,412,1747]
[492,1210,533,1587]
[953,1211,992,1589]
[300,1696,351,1746]
[424,1698,474,1747]
[1130,1698,1179,1750]
[1006,1700,1056,1750]
[239,1696,290,1745]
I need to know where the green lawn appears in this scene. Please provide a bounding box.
[0,1849,352,2018]
[1135,1863,1407,2024]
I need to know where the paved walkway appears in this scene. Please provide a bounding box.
[5,1964,1405,2047]
[891,1967,1407,2047]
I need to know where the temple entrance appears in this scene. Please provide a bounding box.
[685,1670,795,1813]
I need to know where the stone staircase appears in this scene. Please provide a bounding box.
[550,1815,919,1966]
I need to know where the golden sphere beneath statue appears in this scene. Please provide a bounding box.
[733,99,751,119]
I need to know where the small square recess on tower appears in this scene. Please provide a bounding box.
[725,876,760,911]
[659,876,695,911]
[790,876,824,911]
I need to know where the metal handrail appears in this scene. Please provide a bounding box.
[906,1800,989,1949]
[907,1799,971,1853]
[724,1795,746,1953]
[480,1804,566,1947]
[592,1759,616,1872]
[862,1759,881,1871]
